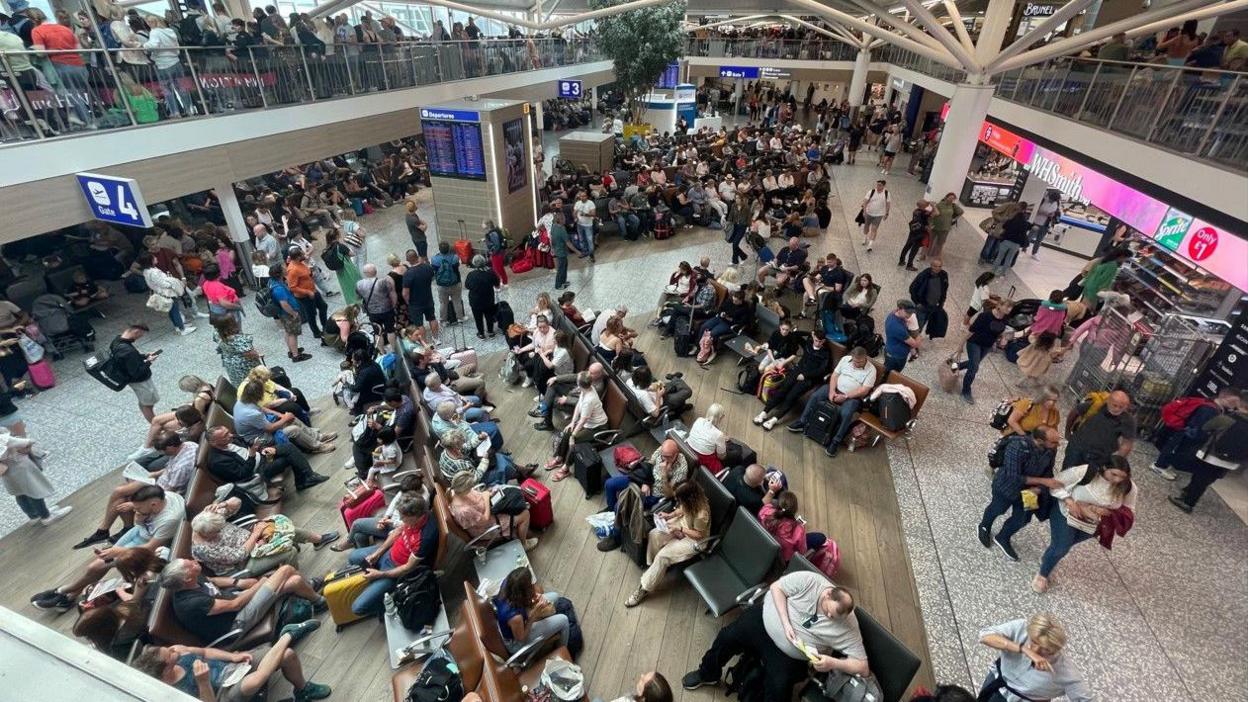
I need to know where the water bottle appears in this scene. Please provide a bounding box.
[383,592,397,618]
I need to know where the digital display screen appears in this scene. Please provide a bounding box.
[502,118,527,194]
[421,119,486,180]
[655,62,680,89]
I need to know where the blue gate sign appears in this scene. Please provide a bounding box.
[719,66,760,79]
[419,107,481,122]
[557,79,583,99]
[75,172,153,228]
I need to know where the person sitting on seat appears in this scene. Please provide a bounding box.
[203,425,328,491]
[191,508,339,577]
[723,463,780,517]
[132,405,205,469]
[659,271,715,339]
[686,404,728,471]
[234,381,336,454]
[494,567,570,654]
[753,332,832,431]
[333,475,428,553]
[421,373,488,422]
[36,485,186,613]
[67,269,110,308]
[544,372,609,481]
[598,440,691,551]
[530,362,607,431]
[431,400,504,453]
[625,480,710,607]
[682,571,869,699]
[790,345,877,457]
[694,289,751,366]
[343,494,440,617]
[438,430,520,486]
[133,630,331,702]
[448,472,538,551]
[759,491,828,563]
[756,237,807,288]
[161,558,326,644]
[622,365,665,423]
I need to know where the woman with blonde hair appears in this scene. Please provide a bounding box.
[447,471,538,551]
[686,403,728,471]
[716,265,742,293]
[977,613,1090,701]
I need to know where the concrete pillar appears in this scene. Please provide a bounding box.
[733,79,743,116]
[216,183,258,287]
[923,81,995,202]
[534,100,544,133]
[591,85,598,112]
[848,47,870,113]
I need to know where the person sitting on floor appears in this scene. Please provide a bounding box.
[494,566,571,654]
[625,480,711,607]
[343,494,440,617]
[133,628,331,702]
[421,373,488,422]
[35,485,185,613]
[448,472,538,551]
[161,558,326,644]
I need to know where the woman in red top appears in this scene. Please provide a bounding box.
[344,494,438,617]
[28,9,93,127]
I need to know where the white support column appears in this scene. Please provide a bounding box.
[848,47,871,111]
[534,100,544,133]
[924,81,994,201]
[883,80,895,108]
[216,183,257,287]
[974,0,1016,68]
[591,85,598,112]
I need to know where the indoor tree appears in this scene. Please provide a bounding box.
[588,0,688,124]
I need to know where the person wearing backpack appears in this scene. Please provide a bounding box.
[429,241,465,324]
[482,219,509,287]
[1062,389,1135,469]
[267,263,312,363]
[1168,396,1247,514]
[1150,388,1239,481]
[979,427,1061,562]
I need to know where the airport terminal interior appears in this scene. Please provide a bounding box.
[0,0,1246,700]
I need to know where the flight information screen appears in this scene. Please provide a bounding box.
[421,119,486,180]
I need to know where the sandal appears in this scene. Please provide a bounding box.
[551,467,571,481]
[544,457,563,470]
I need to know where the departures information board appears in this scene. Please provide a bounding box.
[420,109,487,181]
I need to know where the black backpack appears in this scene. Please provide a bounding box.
[391,567,441,631]
[723,652,765,702]
[673,316,694,357]
[84,345,128,392]
[255,286,283,319]
[495,300,515,330]
[988,434,1031,469]
[1208,414,1248,463]
[321,245,345,272]
[177,15,203,46]
[737,363,762,394]
[405,654,464,702]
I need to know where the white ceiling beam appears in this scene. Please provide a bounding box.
[942,0,975,55]
[846,0,945,53]
[779,14,864,49]
[989,0,1232,73]
[973,0,1016,66]
[989,0,1098,71]
[683,14,773,31]
[784,0,964,70]
[897,0,978,70]
[541,0,563,24]
[1122,0,1248,41]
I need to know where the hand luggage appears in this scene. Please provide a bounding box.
[453,222,474,263]
[495,300,515,330]
[510,256,534,274]
[844,423,874,452]
[322,566,370,630]
[390,566,441,631]
[877,392,912,432]
[27,359,56,389]
[521,478,554,529]
[804,399,840,445]
[570,442,604,498]
[340,488,385,530]
[808,539,841,579]
[937,361,959,393]
[723,439,757,468]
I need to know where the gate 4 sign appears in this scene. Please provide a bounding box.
[75,173,153,228]
[557,80,583,99]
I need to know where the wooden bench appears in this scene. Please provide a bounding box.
[462,581,577,702]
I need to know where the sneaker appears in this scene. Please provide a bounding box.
[30,589,60,606]
[762,417,778,431]
[624,587,647,607]
[961,392,975,405]
[296,474,331,491]
[40,505,72,525]
[195,312,211,319]
[824,444,838,458]
[292,352,313,362]
[32,591,73,612]
[523,537,539,551]
[280,619,321,644]
[294,681,332,701]
[752,411,767,425]
[313,531,340,550]
[527,407,544,418]
[787,422,805,433]
[596,535,621,552]
[1031,575,1049,593]
[682,670,719,691]
[866,243,873,252]
[993,535,1020,562]
[533,421,555,432]
[342,458,355,471]
[947,359,960,373]
[1150,464,1178,481]
[1168,495,1194,513]
[72,529,112,550]
[178,326,196,336]
[977,524,991,548]
[520,377,533,388]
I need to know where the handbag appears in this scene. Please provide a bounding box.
[489,484,528,516]
[853,208,865,226]
[145,293,173,312]
[937,362,959,394]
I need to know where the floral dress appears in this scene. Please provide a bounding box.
[217,332,259,386]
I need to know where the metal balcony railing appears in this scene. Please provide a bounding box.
[686,37,858,62]
[0,37,601,145]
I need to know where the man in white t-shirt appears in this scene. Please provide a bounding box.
[573,190,598,262]
[791,346,878,457]
[860,179,890,251]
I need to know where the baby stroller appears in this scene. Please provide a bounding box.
[30,293,96,357]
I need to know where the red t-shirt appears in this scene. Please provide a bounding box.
[31,24,84,66]
[202,279,239,306]
[388,516,428,565]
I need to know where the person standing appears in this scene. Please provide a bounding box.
[1032,456,1136,592]
[898,200,932,271]
[285,249,328,340]
[948,302,1009,404]
[1168,398,1246,513]
[110,323,161,422]
[404,201,427,258]
[268,264,312,363]
[979,427,1061,561]
[882,300,919,376]
[401,250,439,340]
[429,241,465,325]
[0,428,72,526]
[355,264,397,342]
[550,213,580,291]
[1063,389,1135,468]
[482,219,509,288]
[324,230,362,305]
[1028,191,1063,257]
[928,192,963,260]
[992,208,1031,277]
[907,259,948,338]
[464,255,500,340]
[859,180,889,251]
[573,190,597,263]
[728,194,752,266]
[977,614,1093,701]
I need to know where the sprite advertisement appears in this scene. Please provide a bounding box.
[1153,207,1193,251]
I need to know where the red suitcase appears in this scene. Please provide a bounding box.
[521,478,553,530]
[339,488,385,529]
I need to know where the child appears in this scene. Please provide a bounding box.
[250,250,271,284]
[215,240,239,292]
[1015,332,1064,386]
[332,360,358,408]
[365,427,402,484]
[68,270,109,308]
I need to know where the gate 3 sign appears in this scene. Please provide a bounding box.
[75,173,153,228]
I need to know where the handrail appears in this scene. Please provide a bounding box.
[0,37,601,145]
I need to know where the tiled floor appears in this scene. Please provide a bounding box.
[4,125,1245,701]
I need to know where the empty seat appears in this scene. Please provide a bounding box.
[684,506,780,616]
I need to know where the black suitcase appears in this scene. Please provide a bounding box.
[804,399,841,445]
[571,442,604,498]
[878,392,912,431]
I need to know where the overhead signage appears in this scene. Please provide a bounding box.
[1022,3,1058,17]
[1154,207,1194,250]
[419,107,480,122]
[761,67,792,79]
[719,66,760,79]
[1157,214,1248,291]
[557,79,582,99]
[75,172,153,228]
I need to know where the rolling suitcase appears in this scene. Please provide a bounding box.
[570,442,604,498]
[804,399,840,446]
[521,478,553,530]
[322,566,370,630]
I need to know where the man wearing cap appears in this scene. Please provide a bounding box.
[883,300,920,375]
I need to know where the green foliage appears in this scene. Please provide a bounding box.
[588,0,688,122]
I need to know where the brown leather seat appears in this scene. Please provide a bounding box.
[391,610,484,700]
[460,582,577,702]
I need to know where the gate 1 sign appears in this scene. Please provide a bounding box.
[75,173,153,229]
[558,79,583,99]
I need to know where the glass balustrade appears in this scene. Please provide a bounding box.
[0,37,600,144]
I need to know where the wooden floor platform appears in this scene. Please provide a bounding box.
[0,314,934,701]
